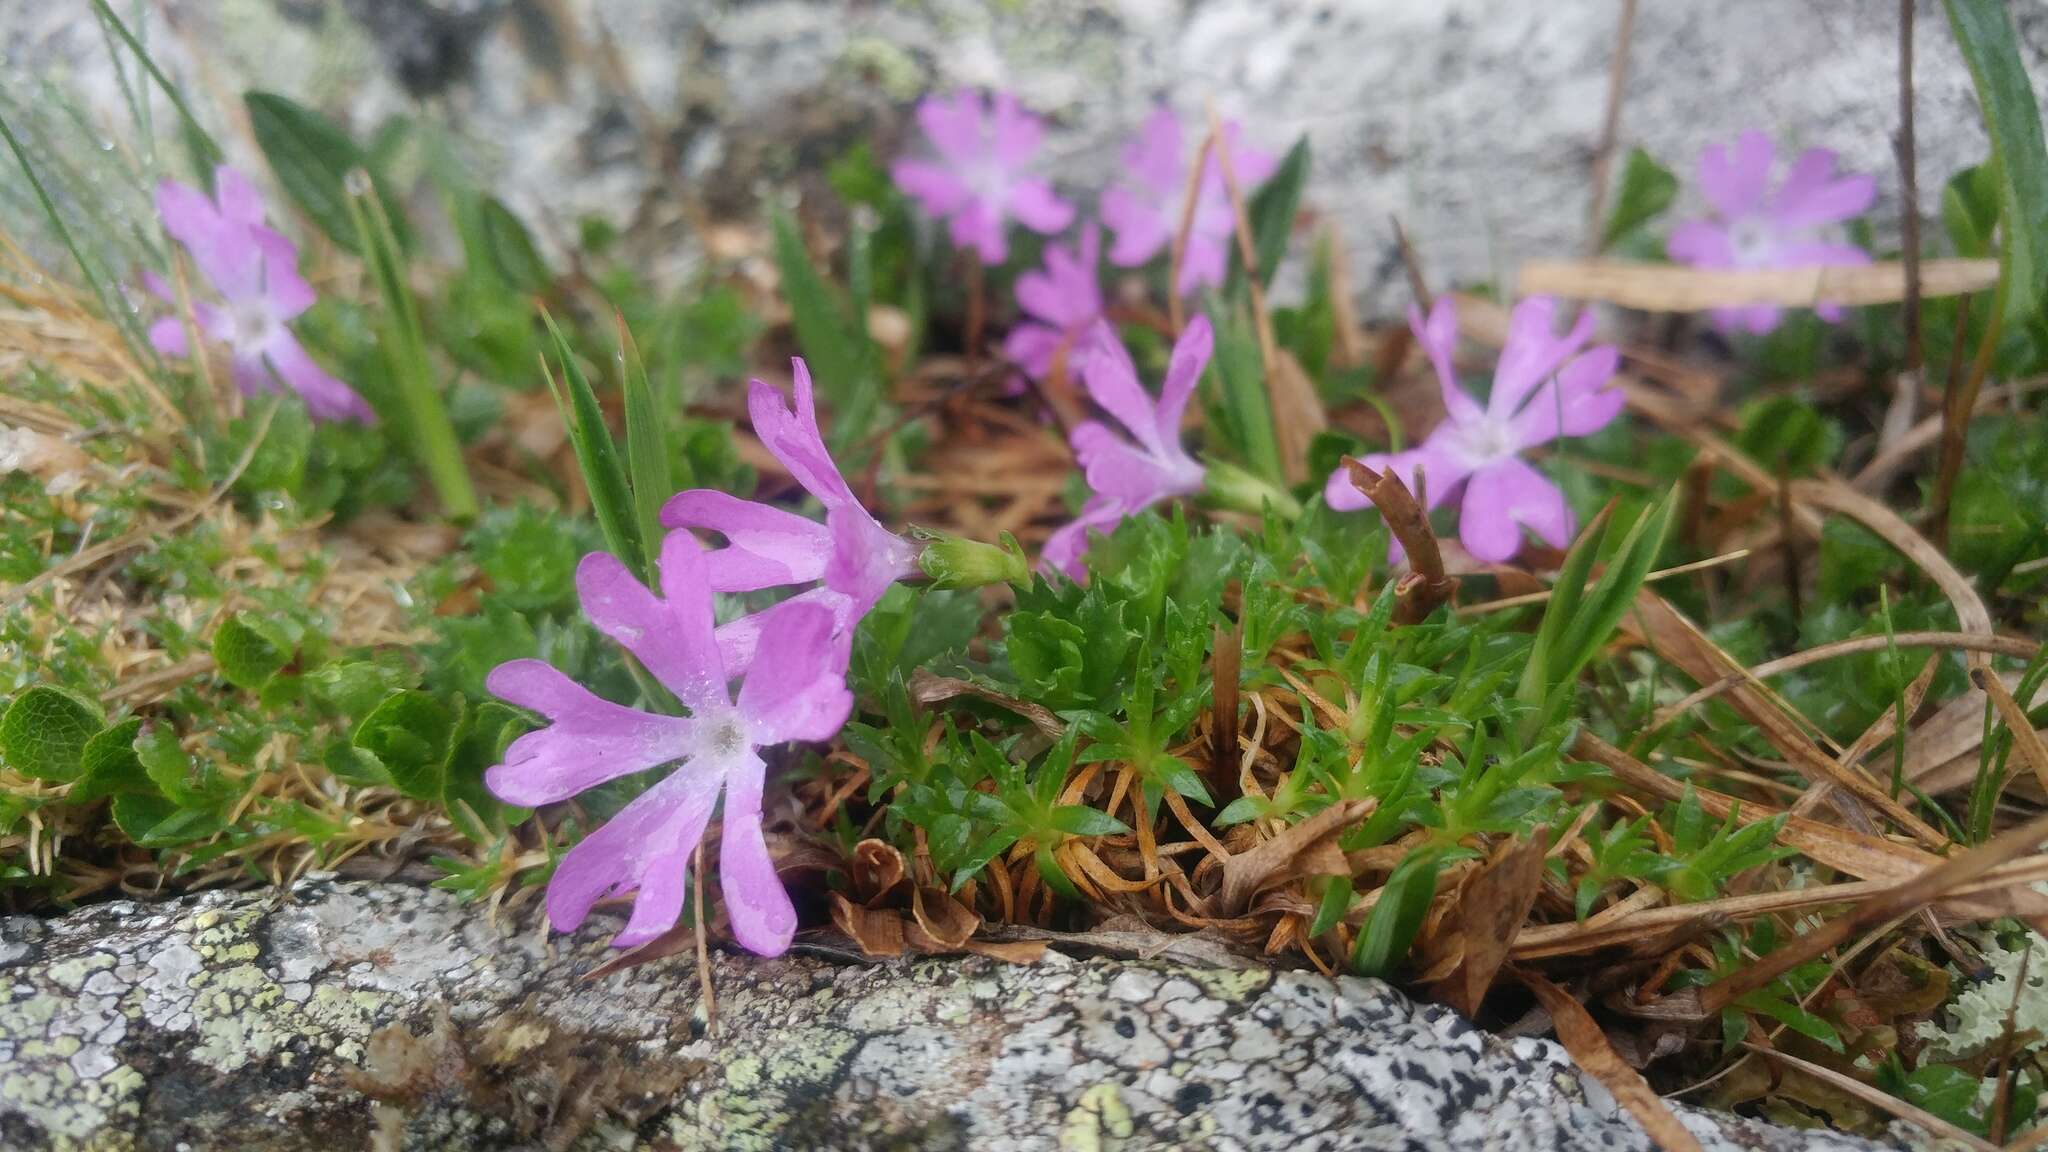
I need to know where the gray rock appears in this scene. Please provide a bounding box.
[6,1,2040,313]
[0,880,1901,1150]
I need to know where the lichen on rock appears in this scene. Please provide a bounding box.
[1,879,1901,1150]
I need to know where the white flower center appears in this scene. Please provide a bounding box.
[226,301,275,355]
[1727,216,1777,266]
[1454,413,1518,465]
[707,716,748,758]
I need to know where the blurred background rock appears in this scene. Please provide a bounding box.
[7,0,2042,312]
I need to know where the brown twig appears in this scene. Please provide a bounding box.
[1974,667,2048,797]
[1391,215,1434,311]
[1343,458,1457,622]
[1166,120,1218,336]
[1582,0,1639,256]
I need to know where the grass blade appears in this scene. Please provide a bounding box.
[1945,0,2048,320]
[618,315,673,579]
[542,311,643,574]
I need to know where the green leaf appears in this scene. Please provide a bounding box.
[0,686,103,782]
[1206,301,1285,484]
[476,196,550,291]
[1895,1064,1984,1133]
[1600,148,1678,251]
[770,211,881,451]
[1227,136,1310,294]
[619,320,673,578]
[88,0,224,172]
[72,719,150,803]
[353,691,458,803]
[245,91,409,255]
[211,614,294,691]
[1352,845,1445,978]
[1047,805,1129,838]
[1942,163,2001,258]
[1945,0,2048,319]
[110,793,180,843]
[1305,874,1352,939]
[542,311,644,575]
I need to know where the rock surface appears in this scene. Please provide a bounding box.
[0,880,1898,1151]
[8,1,2044,312]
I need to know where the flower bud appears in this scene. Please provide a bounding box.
[913,529,1030,590]
[1202,460,1304,520]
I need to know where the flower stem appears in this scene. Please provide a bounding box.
[1203,459,1304,521]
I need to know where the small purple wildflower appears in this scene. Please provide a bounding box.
[1099,106,1276,297]
[890,89,1075,265]
[1324,296,1623,565]
[663,361,921,667]
[145,166,374,423]
[1042,316,1210,578]
[1002,221,1103,386]
[486,532,853,955]
[1667,130,1877,334]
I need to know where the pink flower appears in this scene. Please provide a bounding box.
[1002,222,1103,384]
[145,166,373,423]
[486,532,853,954]
[1324,296,1623,565]
[890,89,1075,264]
[662,360,921,667]
[1100,106,1276,297]
[1042,317,1210,577]
[1667,131,1877,334]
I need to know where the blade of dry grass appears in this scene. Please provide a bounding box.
[1518,258,1997,310]
[1516,968,1706,1152]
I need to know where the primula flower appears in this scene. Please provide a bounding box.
[890,89,1074,264]
[1003,222,1102,385]
[486,532,853,954]
[1667,130,1877,334]
[145,166,374,423]
[663,361,921,666]
[1324,296,1623,565]
[1100,106,1275,297]
[1042,316,1210,577]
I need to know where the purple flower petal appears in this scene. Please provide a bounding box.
[1006,178,1075,236]
[660,489,833,592]
[1041,497,1129,579]
[155,177,262,301]
[1409,298,1484,426]
[1458,457,1574,563]
[748,363,856,510]
[1155,314,1210,447]
[1489,297,1595,420]
[1508,346,1624,449]
[251,226,315,321]
[1665,220,1734,267]
[260,329,375,423]
[212,165,267,230]
[1102,185,1172,268]
[1698,129,1774,219]
[1076,321,1167,455]
[889,159,972,217]
[484,658,695,806]
[736,599,854,745]
[989,91,1044,168]
[148,316,190,358]
[545,766,721,946]
[714,587,856,679]
[822,504,921,610]
[1002,322,1064,381]
[915,90,988,167]
[716,751,797,957]
[1770,149,1876,229]
[576,537,727,711]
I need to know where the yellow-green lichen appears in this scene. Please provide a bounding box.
[1059,1082,1135,1152]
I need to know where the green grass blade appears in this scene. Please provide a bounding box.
[342,174,476,519]
[618,316,673,579]
[1945,0,2048,320]
[769,210,880,453]
[542,311,644,574]
[1225,135,1310,297]
[246,91,409,255]
[87,0,223,174]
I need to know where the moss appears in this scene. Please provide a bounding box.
[1059,1082,1135,1152]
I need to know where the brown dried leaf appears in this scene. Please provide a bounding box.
[829,892,906,957]
[1515,969,1706,1152]
[909,885,981,951]
[908,669,1065,739]
[1214,798,1374,916]
[850,838,907,903]
[1432,831,1550,1018]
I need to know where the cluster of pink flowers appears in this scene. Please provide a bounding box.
[487,360,922,956]
[146,166,374,423]
[893,93,1276,574]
